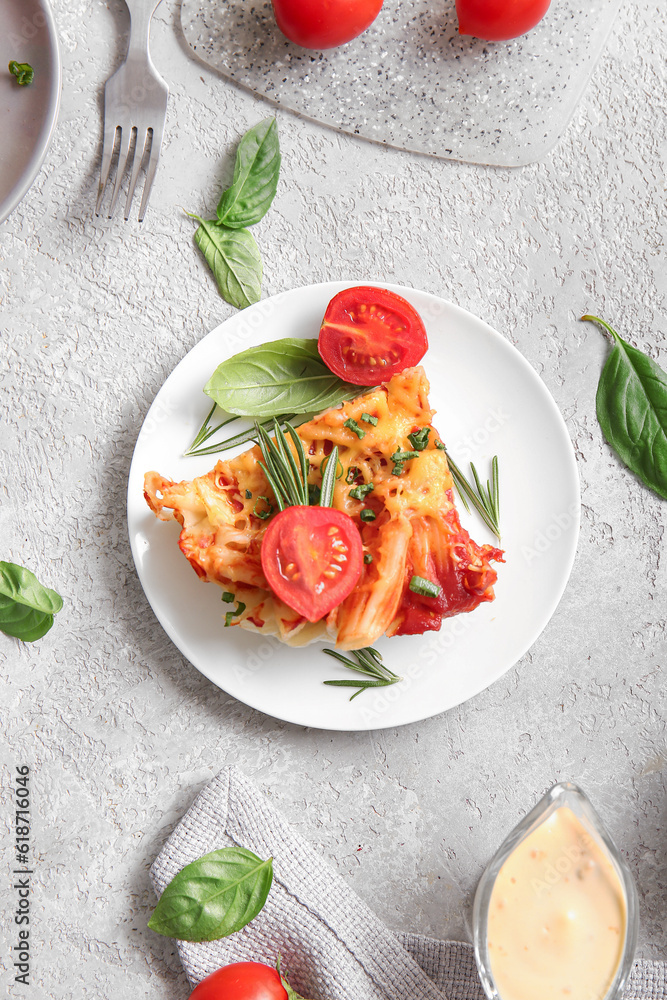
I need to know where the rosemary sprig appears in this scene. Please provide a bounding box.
[445,451,501,540]
[184,406,300,458]
[255,420,338,510]
[319,450,338,508]
[323,646,402,701]
[185,403,236,455]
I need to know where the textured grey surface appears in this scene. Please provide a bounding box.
[151,767,667,997]
[0,0,665,997]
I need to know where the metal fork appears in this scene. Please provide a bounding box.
[96,0,168,222]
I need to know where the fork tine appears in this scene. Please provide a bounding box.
[137,122,163,222]
[108,126,135,217]
[95,121,119,216]
[123,128,150,221]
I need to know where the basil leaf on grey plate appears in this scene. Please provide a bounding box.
[217,118,281,230]
[0,561,63,642]
[192,217,263,310]
[148,846,273,942]
[582,315,667,500]
[204,337,364,418]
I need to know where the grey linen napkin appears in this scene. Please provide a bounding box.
[150,768,667,1000]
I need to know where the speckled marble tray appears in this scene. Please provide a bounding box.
[181,0,622,166]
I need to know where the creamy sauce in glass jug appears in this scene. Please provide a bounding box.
[486,805,626,1000]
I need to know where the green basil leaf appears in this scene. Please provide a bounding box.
[217,118,281,230]
[584,316,667,500]
[0,600,54,641]
[204,337,363,418]
[148,846,273,942]
[192,217,263,310]
[0,562,63,642]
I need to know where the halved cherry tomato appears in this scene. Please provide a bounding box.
[189,962,287,1000]
[318,286,428,386]
[261,506,363,622]
[456,0,551,41]
[271,0,383,50]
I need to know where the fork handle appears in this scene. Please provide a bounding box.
[123,0,164,58]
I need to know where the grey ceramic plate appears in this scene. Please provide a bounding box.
[0,0,61,224]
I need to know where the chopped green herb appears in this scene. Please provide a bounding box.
[344,418,365,439]
[408,427,430,451]
[409,575,442,598]
[308,483,321,505]
[9,61,34,85]
[245,489,252,499]
[435,440,446,451]
[253,495,274,519]
[360,509,376,522]
[346,466,361,484]
[391,449,420,475]
[361,413,378,426]
[391,449,420,463]
[224,601,247,627]
[221,591,235,603]
[363,553,373,564]
[349,482,374,501]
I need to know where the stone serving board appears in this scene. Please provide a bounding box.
[181,0,622,166]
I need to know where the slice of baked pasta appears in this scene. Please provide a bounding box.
[144,367,503,650]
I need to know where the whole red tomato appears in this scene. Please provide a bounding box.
[456,0,551,41]
[189,962,287,1000]
[271,0,383,49]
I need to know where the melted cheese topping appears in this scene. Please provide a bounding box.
[144,366,502,648]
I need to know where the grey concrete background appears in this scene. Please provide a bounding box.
[0,0,665,997]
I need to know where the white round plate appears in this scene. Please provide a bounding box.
[0,0,61,225]
[128,282,580,731]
